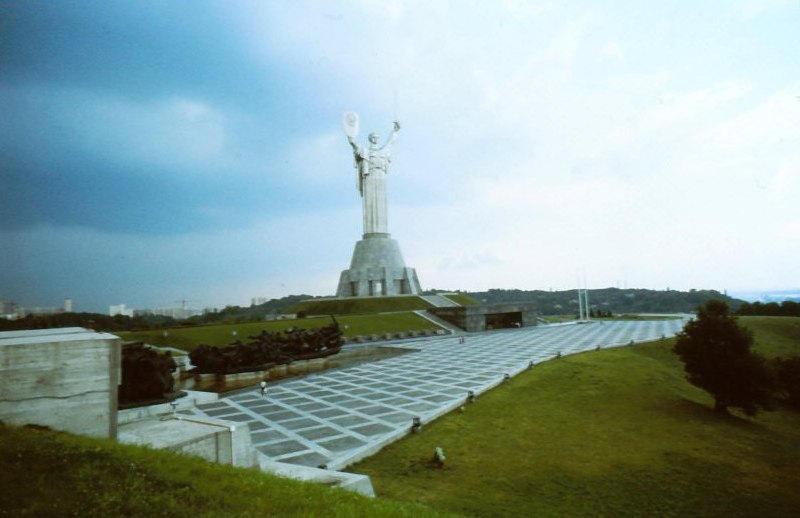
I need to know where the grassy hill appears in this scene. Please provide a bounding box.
[117,312,440,352]
[741,315,800,357]
[440,293,479,306]
[351,317,800,516]
[287,296,434,316]
[469,287,744,315]
[0,424,444,517]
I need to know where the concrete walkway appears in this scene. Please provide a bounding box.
[182,319,686,470]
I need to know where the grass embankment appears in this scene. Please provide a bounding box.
[441,293,479,306]
[740,315,800,358]
[118,312,439,353]
[540,314,682,323]
[286,296,433,316]
[0,424,443,517]
[539,315,576,323]
[352,316,800,516]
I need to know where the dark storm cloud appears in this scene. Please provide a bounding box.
[0,1,341,235]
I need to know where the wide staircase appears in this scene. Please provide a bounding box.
[420,294,460,308]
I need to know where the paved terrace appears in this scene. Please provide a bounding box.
[182,319,687,470]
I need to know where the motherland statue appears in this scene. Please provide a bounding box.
[342,112,400,235]
[335,112,422,298]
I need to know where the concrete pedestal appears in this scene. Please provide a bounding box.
[0,327,121,438]
[336,233,421,297]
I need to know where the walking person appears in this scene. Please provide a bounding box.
[259,380,268,399]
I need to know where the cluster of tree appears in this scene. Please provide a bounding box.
[465,288,743,315]
[189,319,343,374]
[736,301,800,317]
[674,300,800,415]
[0,312,177,332]
[118,342,177,405]
[184,294,318,325]
[0,295,319,333]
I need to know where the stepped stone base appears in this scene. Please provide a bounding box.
[336,233,422,297]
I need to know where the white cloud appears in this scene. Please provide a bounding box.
[10,2,798,308]
[223,2,800,292]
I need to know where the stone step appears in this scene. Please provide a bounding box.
[420,294,460,308]
[413,310,463,335]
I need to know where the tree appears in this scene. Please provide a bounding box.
[119,343,177,404]
[770,357,800,410]
[673,300,772,415]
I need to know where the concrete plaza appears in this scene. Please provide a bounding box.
[182,319,687,470]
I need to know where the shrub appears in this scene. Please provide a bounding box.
[674,300,773,415]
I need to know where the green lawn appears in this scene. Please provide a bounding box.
[540,314,682,323]
[287,296,433,316]
[0,424,445,517]
[740,315,800,357]
[351,317,800,516]
[117,312,440,352]
[441,293,479,306]
[540,315,576,323]
[598,314,683,321]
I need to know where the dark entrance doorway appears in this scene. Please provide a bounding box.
[485,311,523,330]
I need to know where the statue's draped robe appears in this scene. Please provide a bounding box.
[353,144,390,235]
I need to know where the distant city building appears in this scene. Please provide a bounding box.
[0,299,18,320]
[128,305,201,320]
[251,297,269,306]
[1,299,67,319]
[150,306,200,320]
[19,306,60,317]
[0,299,17,315]
[109,304,134,317]
[63,298,73,313]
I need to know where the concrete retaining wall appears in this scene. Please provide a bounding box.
[0,328,121,438]
[118,415,257,468]
[117,390,219,425]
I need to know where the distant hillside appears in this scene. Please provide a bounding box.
[464,288,744,315]
[0,295,321,332]
[0,312,176,332]
[187,294,320,324]
[286,296,433,316]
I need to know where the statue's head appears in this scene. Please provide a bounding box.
[368,133,379,145]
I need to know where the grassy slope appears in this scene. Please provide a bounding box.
[118,312,439,352]
[286,296,433,316]
[351,317,800,517]
[0,425,445,517]
[441,293,479,306]
[740,315,800,357]
[542,314,682,323]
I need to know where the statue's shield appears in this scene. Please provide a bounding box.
[342,111,359,138]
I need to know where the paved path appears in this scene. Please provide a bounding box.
[182,319,686,470]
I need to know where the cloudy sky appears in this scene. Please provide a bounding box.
[1,1,798,312]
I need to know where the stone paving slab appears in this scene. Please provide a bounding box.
[184,319,687,470]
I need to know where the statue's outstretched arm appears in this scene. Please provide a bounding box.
[379,121,400,151]
[347,135,361,156]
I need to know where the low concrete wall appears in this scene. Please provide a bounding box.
[0,328,121,439]
[429,303,539,332]
[118,390,219,425]
[192,357,333,385]
[118,415,257,468]
[258,454,375,497]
